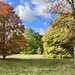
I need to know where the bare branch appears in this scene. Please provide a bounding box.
[66,0,72,5]
[66,0,74,8]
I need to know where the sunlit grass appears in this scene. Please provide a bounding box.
[0,58,75,75]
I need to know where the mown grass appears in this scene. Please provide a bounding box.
[0,58,75,75]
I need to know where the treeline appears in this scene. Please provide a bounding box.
[23,11,73,58]
[23,11,74,58]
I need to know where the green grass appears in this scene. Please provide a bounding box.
[0,58,75,75]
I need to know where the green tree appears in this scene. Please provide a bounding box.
[0,2,27,59]
[23,28,43,54]
[42,12,72,58]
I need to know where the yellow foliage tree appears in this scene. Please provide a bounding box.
[42,11,73,58]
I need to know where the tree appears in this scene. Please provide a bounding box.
[0,2,27,59]
[23,28,43,54]
[42,12,72,58]
[46,0,75,63]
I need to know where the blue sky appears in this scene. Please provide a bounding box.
[0,0,58,34]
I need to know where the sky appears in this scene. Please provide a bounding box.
[0,0,58,34]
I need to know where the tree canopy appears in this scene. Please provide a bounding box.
[46,0,75,40]
[23,28,43,54]
[42,12,73,58]
[0,2,27,58]
[45,1,75,64]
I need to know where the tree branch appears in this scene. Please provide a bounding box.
[66,0,72,5]
[66,0,74,8]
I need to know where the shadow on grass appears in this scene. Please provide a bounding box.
[0,57,73,66]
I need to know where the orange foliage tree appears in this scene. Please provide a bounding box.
[0,2,27,59]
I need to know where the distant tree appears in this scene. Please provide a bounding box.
[42,12,72,58]
[0,2,27,59]
[23,28,43,54]
[46,0,75,63]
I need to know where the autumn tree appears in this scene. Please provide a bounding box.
[42,12,72,58]
[0,2,27,59]
[46,0,75,63]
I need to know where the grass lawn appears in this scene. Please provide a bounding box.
[0,55,75,75]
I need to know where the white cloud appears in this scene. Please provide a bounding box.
[33,28,45,35]
[8,1,13,5]
[31,0,48,6]
[33,5,50,18]
[39,28,45,35]
[15,0,51,22]
[0,0,51,22]
[15,4,35,21]
[31,0,51,18]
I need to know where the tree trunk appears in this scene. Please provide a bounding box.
[2,23,6,59]
[73,40,75,64]
[72,8,75,64]
[3,55,6,59]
